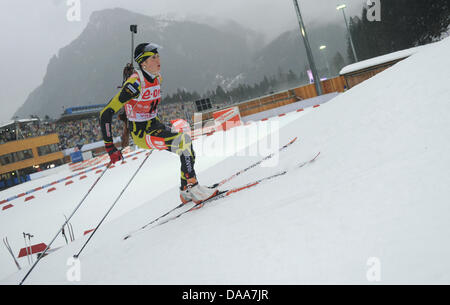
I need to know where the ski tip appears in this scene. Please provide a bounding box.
[124,235,131,240]
[190,204,204,211]
[313,151,321,160]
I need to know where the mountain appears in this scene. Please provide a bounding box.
[14,8,348,119]
[14,8,256,118]
[247,23,349,84]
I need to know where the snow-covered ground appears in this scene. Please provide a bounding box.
[339,43,434,75]
[1,37,450,284]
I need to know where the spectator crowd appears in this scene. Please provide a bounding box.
[0,118,123,150]
[0,101,199,150]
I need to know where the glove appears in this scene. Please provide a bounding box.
[105,142,123,164]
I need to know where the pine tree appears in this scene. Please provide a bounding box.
[215,85,227,101]
[348,0,450,60]
[332,52,346,75]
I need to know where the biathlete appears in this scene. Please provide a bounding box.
[99,42,218,204]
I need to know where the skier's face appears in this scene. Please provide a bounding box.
[142,54,161,75]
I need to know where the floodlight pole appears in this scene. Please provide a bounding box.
[131,30,134,64]
[130,25,138,66]
[292,0,323,96]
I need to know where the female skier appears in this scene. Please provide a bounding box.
[99,43,218,204]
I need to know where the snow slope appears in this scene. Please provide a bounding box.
[0,111,302,281]
[339,43,434,74]
[2,37,450,284]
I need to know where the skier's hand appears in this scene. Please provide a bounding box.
[105,143,123,164]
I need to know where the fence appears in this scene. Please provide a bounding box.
[200,76,346,121]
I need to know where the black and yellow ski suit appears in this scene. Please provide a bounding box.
[99,69,196,189]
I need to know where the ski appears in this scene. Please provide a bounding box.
[123,191,229,240]
[189,151,320,212]
[125,202,185,237]
[210,136,298,188]
[298,151,320,168]
[155,152,320,227]
[124,151,320,240]
[123,137,298,240]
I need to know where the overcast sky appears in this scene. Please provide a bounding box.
[0,0,365,123]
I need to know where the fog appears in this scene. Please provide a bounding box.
[0,0,365,122]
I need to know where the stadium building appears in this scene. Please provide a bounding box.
[0,119,64,190]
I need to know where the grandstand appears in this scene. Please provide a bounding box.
[0,118,40,144]
[57,101,197,125]
[0,99,221,191]
[58,104,107,122]
[158,101,196,125]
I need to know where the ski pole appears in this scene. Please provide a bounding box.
[64,215,75,242]
[26,234,34,264]
[23,233,31,266]
[74,150,152,259]
[22,233,28,266]
[62,227,68,245]
[69,222,75,242]
[19,162,112,285]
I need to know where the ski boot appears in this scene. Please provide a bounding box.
[179,178,218,204]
